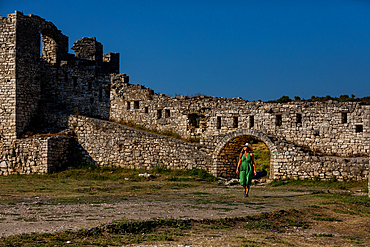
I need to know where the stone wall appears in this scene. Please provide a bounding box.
[0,12,368,197]
[68,115,213,172]
[109,80,370,159]
[0,12,17,146]
[67,115,368,181]
[0,135,71,175]
[203,128,369,181]
[37,36,120,130]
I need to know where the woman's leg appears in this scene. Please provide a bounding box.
[242,185,247,197]
[246,186,250,196]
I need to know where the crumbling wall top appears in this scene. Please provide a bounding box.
[72,37,103,62]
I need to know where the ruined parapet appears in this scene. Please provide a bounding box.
[68,115,213,171]
[72,37,103,62]
[0,11,68,145]
[103,52,120,73]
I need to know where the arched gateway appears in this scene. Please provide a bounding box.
[211,129,278,179]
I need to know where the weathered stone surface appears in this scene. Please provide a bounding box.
[0,12,369,198]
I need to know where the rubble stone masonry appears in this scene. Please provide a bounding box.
[0,12,368,196]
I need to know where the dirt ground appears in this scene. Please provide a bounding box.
[0,182,369,247]
[0,185,308,237]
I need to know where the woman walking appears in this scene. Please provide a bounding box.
[236,143,257,197]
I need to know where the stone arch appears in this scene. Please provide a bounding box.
[212,129,278,179]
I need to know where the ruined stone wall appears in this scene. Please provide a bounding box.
[204,129,369,181]
[38,37,116,130]
[68,115,213,172]
[0,12,17,147]
[67,115,368,181]
[109,81,370,158]
[0,11,368,191]
[0,11,71,141]
[0,136,71,175]
[14,12,42,139]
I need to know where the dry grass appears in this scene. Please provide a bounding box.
[0,166,368,246]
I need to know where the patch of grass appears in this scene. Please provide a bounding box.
[242,219,276,231]
[332,208,357,215]
[252,141,270,177]
[191,192,211,195]
[312,233,334,237]
[346,235,364,244]
[312,216,342,222]
[268,178,368,191]
[269,180,288,187]
[0,165,218,203]
[199,224,231,229]
[284,218,310,229]
[211,207,235,212]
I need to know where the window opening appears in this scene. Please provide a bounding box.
[217,116,221,129]
[341,112,347,124]
[250,116,254,128]
[296,113,302,124]
[90,97,94,105]
[233,117,238,128]
[127,101,130,110]
[40,29,57,64]
[144,107,149,113]
[157,109,162,119]
[134,101,139,109]
[73,77,77,88]
[356,125,363,133]
[99,89,103,101]
[88,80,92,90]
[165,109,170,118]
[188,114,200,128]
[276,114,282,126]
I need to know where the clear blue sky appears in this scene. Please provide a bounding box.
[2,0,370,101]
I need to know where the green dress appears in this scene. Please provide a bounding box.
[240,152,253,186]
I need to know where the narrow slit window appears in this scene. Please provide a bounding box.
[296,113,302,124]
[356,125,363,133]
[233,117,238,128]
[90,97,94,105]
[99,89,103,101]
[144,107,149,113]
[157,109,162,119]
[88,80,92,90]
[276,114,282,126]
[250,116,254,128]
[217,116,221,129]
[127,101,130,110]
[342,112,347,124]
[134,101,139,109]
[165,109,170,118]
[73,77,77,88]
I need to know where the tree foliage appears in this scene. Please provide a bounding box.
[268,94,370,104]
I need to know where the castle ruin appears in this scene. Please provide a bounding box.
[0,12,369,193]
